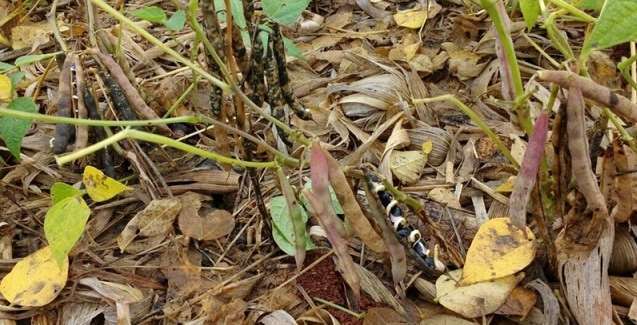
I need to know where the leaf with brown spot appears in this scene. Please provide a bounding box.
[0,246,68,307]
[461,218,535,285]
[495,286,537,317]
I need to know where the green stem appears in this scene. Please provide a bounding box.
[619,54,637,93]
[414,95,519,168]
[605,108,637,153]
[163,81,197,118]
[89,0,230,93]
[57,128,277,168]
[0,107,199,126]
[481,0,532,133]
[548,0,596,23]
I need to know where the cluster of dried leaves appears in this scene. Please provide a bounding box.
[2,0,637,324]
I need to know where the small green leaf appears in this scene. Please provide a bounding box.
[214,0,248,29]
[519,0,540,29]
[0,97,37,159]
[44,196,91,266]
[9,72,25,89]
[51,182,82,205]
[269,196,314,256]
[301,181,344,215]
[262,0,311,26]
[14,52,63,67]
[132,6,167,23]
[584,0,637,54]
[283,37,305,60]
[0,62,15,73]
[165,10,186,31]
[577,0,604,11]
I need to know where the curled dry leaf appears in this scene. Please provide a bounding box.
[461,218,535,285]
[0,246,68,307]
[525,279,559,325]
[428,187,461,209]
[10,22,51,50]
[393,9,428,29]
[117,198,181,252]
[390,150,426,184]
[436,269,521,318]
[79,277,143,325]
[177,192,234,241]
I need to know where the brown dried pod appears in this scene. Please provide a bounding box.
[407,124,452,166]
[609,227,637,275]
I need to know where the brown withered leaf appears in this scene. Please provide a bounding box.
[495,287,537,317]
[177,192,234,240]
[363,307,407,325]
[117,199,181,252]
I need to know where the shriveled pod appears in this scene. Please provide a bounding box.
[407,124,452,166]
[609,227,637,275]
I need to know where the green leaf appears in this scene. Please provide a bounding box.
[269,196,314,256]
[519,0,540,29]
[165,10,186,31]
[132,6,167,23]
[14,52,63,67]
[301,180,344,215]
[585,0,637,54]
[577,0,604,11]
[0,62,15,73]
[0,97,37,159]
[262,0,311,26]
[283,37,305,60]
[44,196,91,266]
[214,0,248,29]
[9,72,25,89]
[51,182,82,205]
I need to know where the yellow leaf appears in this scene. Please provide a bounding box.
[0,74,12,102]
[436,269,521,318]
[495,176,516,193]
[393,10,428,29]
[82,165,129,202]
[0,246,68,307]
[422,140,433,155]
[461,218,535,285]
[388,42,421,62]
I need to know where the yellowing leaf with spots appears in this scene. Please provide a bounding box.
[461,218,535,285]
[0,246,68,307]
[436,269,521,318]
[393,9,428,29]
[83,165,129,202]
[0,74,12,101]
